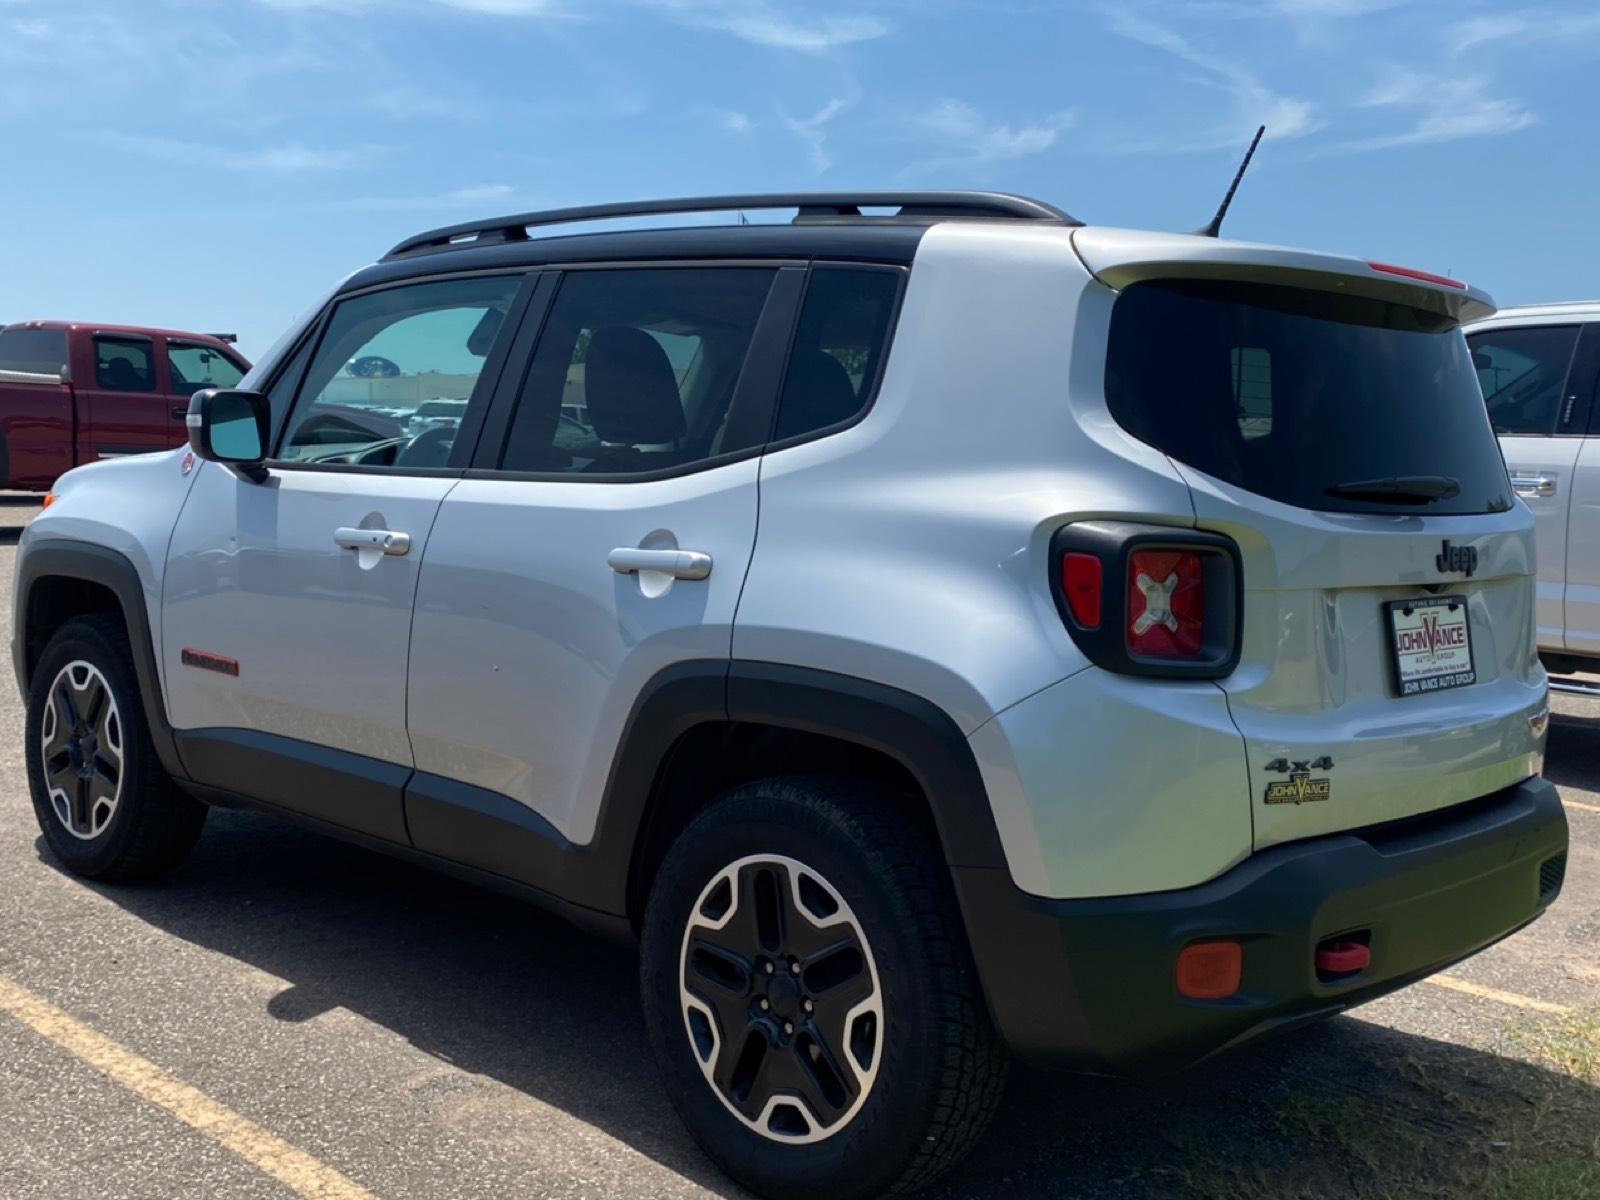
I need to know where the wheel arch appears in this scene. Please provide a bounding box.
[15,539,186,780]
[590,661,1010,930]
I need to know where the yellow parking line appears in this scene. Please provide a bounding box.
[1422,973,1572,1015]
[0,974,379,1200]
[1563,798,1600,814]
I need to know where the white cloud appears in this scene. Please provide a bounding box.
[1335,73,1536,150]
[361,87,479,120]
[114,134,386,172]
[1103,7,1319,144]
[642,1,891,50]
[1447,7,1600,55]
[916,100,1076,168]
[318,183,517,211]
[783,97,850,173]
[719,109,754,133]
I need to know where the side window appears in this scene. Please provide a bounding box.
[278,274,523,469]
[168,343,245,396]
[772,266,902,442]
[1467,325,1579,436]
[1231,347,1271,439]
[94,337,155,393]
[499,268,775,475]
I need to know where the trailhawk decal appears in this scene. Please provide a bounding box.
[1263,756,1334,806]
[181,648,239,677]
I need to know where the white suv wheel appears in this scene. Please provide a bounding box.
[678,854,883,1144]
[40,660,124,841]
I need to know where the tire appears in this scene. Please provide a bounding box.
[640,776,1008,1200]
[25,614,207,881]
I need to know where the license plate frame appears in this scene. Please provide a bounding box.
[1385,594,1476,697]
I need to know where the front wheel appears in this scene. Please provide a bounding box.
[25,615,207,880]
[640,777,1007,1200]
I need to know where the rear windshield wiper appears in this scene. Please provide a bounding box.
[1325,475,1461,504]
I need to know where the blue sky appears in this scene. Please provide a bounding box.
[2,0,1596,358]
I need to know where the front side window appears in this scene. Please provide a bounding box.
[1106,279,1513,515]
[772,267,902,442]
[94,337,155,393]
[1465,325,1580,437]
[0,327,69,376]
[279,274,523,469]
[499,268,775,475]
[168,343,245,396]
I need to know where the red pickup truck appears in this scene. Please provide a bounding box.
[0,321,251,491]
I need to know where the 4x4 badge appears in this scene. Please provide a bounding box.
[1436,539,1477,577]
[1263,756,1334,806]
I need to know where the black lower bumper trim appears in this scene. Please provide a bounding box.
[954,776,1568,1074]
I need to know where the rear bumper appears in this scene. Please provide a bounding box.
[954,776,1568,1074]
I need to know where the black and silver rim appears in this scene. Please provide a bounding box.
[40,660,124,841]
[679,854,883,1144]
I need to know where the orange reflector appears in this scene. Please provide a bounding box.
[41,493,56,509]
[1176,941,1242,1000]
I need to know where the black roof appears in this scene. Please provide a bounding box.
[348,191,1077,291]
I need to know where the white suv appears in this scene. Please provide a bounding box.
[14,193,1567,1200]
[1465,302,1600,672]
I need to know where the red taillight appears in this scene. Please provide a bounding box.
[1127,550,1204,658]
[1367,260,1467,290]
[1061,552,1102,629]
[1176,941,1242,1000]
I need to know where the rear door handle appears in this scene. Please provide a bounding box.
[1511,474,1557,498]
[170,405,189,420]
[608,547,712,580]
[334,527,411,556]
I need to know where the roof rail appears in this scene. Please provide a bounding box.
[383,191,1077,259]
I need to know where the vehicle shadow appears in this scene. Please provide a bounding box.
[1545,711,1600,793]
[49,810,1599,1200]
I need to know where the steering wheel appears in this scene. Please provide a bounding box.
[394,425,456,468]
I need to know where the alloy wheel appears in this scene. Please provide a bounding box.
[678,854,883,1143]
[40,660,124,841]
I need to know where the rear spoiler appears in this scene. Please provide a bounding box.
[1072,227,1495,325]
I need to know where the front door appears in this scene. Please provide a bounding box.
[1469,322,1585,650]
[160,272,530,841]
[403,265,795,879]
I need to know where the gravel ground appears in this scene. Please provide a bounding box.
[0,492,1594,1199]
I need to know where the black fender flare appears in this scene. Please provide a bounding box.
[15,537,187,780]
[566,660,1010,917]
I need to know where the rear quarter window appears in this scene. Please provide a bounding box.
[1105,280,1513,516]
[0,328,69,376]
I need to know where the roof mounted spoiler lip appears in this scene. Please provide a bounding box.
[1070,227,1497,325]
[383,191,1079,259]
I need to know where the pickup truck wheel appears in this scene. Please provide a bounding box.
[640,776,1007,1200]
[25,615,206,881]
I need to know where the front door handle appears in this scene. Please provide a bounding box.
[335,527,411,556]
[1511,474,1557,498]
[608,547,712,580]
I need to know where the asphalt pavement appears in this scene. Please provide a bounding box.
[0,493,1594,1199]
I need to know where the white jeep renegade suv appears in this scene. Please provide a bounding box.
[14,193,1566,1200]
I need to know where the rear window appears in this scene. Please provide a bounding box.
[0,328,68,376]
[1105,280,1513,515]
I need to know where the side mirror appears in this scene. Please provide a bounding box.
[188,388,271,479]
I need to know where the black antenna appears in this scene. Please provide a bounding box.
[1196,125,1265,238]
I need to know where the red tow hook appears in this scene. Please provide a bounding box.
[1315,939,1371,977]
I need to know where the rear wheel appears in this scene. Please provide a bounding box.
[25,615,207,880]
[640,776,1007,1199]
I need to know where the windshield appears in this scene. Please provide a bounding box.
[1105,279,1513,516]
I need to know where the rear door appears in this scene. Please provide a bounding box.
[1553,325,1600,656]
[79,333,172,459]
[402,265,799,877]
[1465,322,1585,650]
[1100,275,1544,851]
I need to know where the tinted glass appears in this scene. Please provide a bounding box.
[94,337,155,392]
[0,328,68,375]
[280,275,522,469]
[1465,325,1580,436]
[1106,280,1513,516]
[773,267,901,442]
[499,268,774,475]
[168,343,245,396]
[209,393,264,460]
